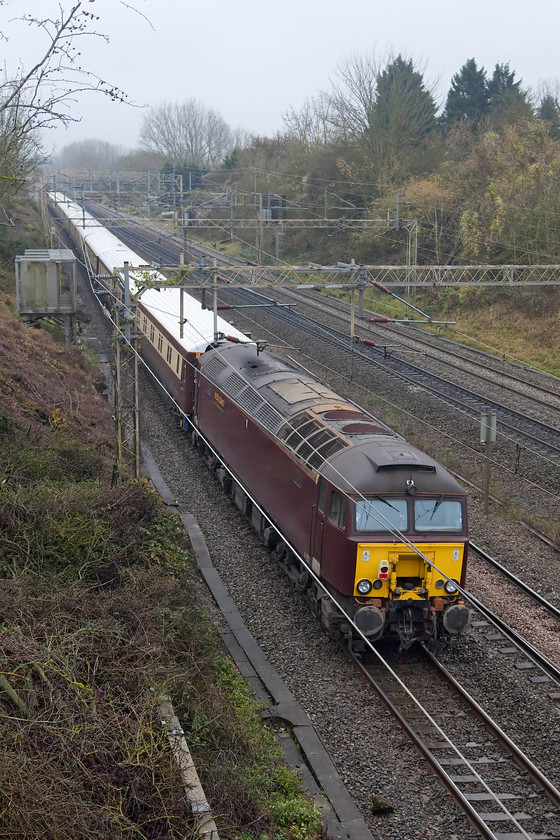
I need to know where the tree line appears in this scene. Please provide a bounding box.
[56,52,560,266]
[2,1,560,266]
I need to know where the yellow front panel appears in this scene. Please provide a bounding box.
[392,555,423,579]
[355,542,464,599]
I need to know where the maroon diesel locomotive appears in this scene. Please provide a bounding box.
[193,341,470,650]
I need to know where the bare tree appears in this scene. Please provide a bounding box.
[0,1,139,215]
[55,138,127,169]
[139,99,235,168]
[329,52,381,146]
[326,51,438,179]
[282,91,336,147]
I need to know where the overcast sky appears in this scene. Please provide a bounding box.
[3,0,559,155]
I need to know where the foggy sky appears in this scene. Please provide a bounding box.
[3,0,558,154]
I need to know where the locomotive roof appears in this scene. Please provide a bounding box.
[49,192,249,352]
[200,342,466,497]
[320,442,465,496]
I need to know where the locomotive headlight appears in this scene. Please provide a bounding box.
[357,579,373,595]
[435,579,445,589]
[444,579,459,594]
[372,579,383,590]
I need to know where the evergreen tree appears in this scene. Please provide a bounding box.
[443,58,489,126]
[487,62,520,103]
[371,55,438,177]
[536,91,560,139]
[486,63,531,125]
[374,56,437,149]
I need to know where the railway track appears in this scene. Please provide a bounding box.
[470,543,560,621]
[218,284,560,465]
[378,324,560,408]
[277,284,560,412]
[356,643,560,839]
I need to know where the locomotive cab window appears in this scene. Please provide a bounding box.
[414,498,463,532]
[355,497,408,533]
[329,491,346,529]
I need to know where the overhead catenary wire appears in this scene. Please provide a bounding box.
[54,195,560,505]
[53,204,547,834]
[57,204,560,509]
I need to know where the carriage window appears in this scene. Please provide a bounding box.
[166,344,173,364]
[149,324,155,343]
[157,333,163,353]
[317,480,327,514]
[414,499,463,532]
[329,491,346,529]
[355,498,408,532]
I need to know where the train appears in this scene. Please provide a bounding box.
[49,192,471,651]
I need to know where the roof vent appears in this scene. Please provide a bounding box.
[323,409,364,421]
[341,422,385,435]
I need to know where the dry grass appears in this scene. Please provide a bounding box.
[0,478,198,838]
[0,273,323,839]
[416,286,560,375]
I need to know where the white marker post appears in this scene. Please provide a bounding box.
[480,410,497,514]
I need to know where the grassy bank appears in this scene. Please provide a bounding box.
[0,205,323,838]
[0,420,322,838]
[364,285,560,376]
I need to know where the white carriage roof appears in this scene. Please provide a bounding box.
[49,192,150,283]
[49,192,250,352]
[138,287,249,352]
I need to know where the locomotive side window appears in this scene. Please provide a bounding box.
[329,491,346,529]
[414,499,463,532]
[317,479,327,513]
[355,497,408,532]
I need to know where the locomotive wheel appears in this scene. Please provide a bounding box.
[295,565,309,591]
[273,541,286,563]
